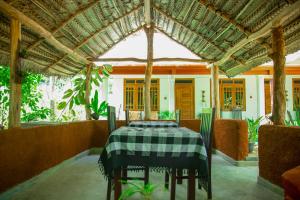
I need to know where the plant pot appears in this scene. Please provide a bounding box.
[91,113,99,120]
[248,142,255,153]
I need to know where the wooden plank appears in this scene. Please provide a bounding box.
[211,65,220,118]
[92,57,210,63]
[0,0,90,65]
[85,64,92,120]
[215,0,300,67]
[8,19,21,128]
[270,26,286,125]
[144,26,154,120]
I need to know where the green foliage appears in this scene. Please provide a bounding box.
[0,66,50,127]
[57,64,112,119]
[158,110,175,120]
[90,90,108,119]
[246,116,263,143]
[285,110,300,127]
[119,180,157,200]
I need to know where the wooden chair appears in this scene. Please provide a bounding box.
[232,107,242,120]
[175,109,181,127]
[165,108,216,200]
[106,106,149,200]
[107,106,117,134]
[125,108,130,126]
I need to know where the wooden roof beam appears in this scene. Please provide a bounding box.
[91,57,211,63]
[156,27,214,62]
[198,0,251,35]
[0,0,90,65]
[44,6,143,72]
[215,0,300,67]
[144,0,151,27]
[26,0,100,51]
[154,7,225,53]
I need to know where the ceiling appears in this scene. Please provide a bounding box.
[0,0,300,76]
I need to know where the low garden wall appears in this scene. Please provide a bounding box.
[258,125,300,187]
[213,119,248,161]
[0,119,200,193]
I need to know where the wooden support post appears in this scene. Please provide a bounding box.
[8,19,21,128]
[211,65,220,119]
[85,64,92,120]
[270,26,286,125]
[144,25,154,120]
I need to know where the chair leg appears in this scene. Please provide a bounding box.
[170,168,176,200]
[122,167,127,184]
[198,178,202,190]
[144,167,149,185]
[107,178,111,200]
[177,169,183,184]
[187,169,195,200]
[207,178,212,199]
[114,169,121,200]
[164,171,169,189]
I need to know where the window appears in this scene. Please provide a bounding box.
[293,78,300,110]
[124,79,159,111]
[219,79,246,111]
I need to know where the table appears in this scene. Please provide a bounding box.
[128,120,179,128]
[99,126,208,200]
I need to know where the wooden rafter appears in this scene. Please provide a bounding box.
[91,57,211,63]
[154,6,225,54]
[0,0,90,65]
[44,5,142,72]
[154,7,247,66]
[198,0,251,35]
[215,0,300,67]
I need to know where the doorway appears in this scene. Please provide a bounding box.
[175,79,195,119]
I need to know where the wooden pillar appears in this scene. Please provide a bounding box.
[144,25,154,120]
[270,26,286,125]
[211,65,220,118]
[85,64,92,120]
[8,19,21,128]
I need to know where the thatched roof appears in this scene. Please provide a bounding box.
[0,0,300,76]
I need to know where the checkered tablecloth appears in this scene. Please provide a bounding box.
[99,126,208,178]
[128,121,179,128]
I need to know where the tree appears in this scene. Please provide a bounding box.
[0,66,50,128]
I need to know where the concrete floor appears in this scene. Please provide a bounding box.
[5,155,282,200]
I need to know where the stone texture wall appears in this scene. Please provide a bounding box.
[213,119,248,161]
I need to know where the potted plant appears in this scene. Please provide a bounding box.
[119,180,157,200]
[89,90,108,120]
[246,116,263,153]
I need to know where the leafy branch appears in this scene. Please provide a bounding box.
[57,64,112,119]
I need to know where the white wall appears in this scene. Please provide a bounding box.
[106,74,300,120]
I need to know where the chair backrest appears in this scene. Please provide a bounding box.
[175,109,181,127]
[287,110,294,124]
[199,107,216,165]
[107,106,116,134]
[125,108,130,126]
[232,107,242,120]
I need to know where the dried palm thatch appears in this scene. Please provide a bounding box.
[0,0,300,76]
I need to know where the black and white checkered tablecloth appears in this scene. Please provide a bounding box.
[128,121,179,128]
[99,126,208,178]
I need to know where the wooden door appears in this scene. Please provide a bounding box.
[264,79,272,114]
[175,79,195,119]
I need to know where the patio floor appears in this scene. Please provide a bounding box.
[6,155,282,200]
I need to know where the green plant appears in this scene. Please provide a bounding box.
[0,66,50,127]
[89,90,108,119]
[286,110,300,127]
[57,64,112,118]
[158,111,175,120]
[246,116,263,143]
[119,180,157,200]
